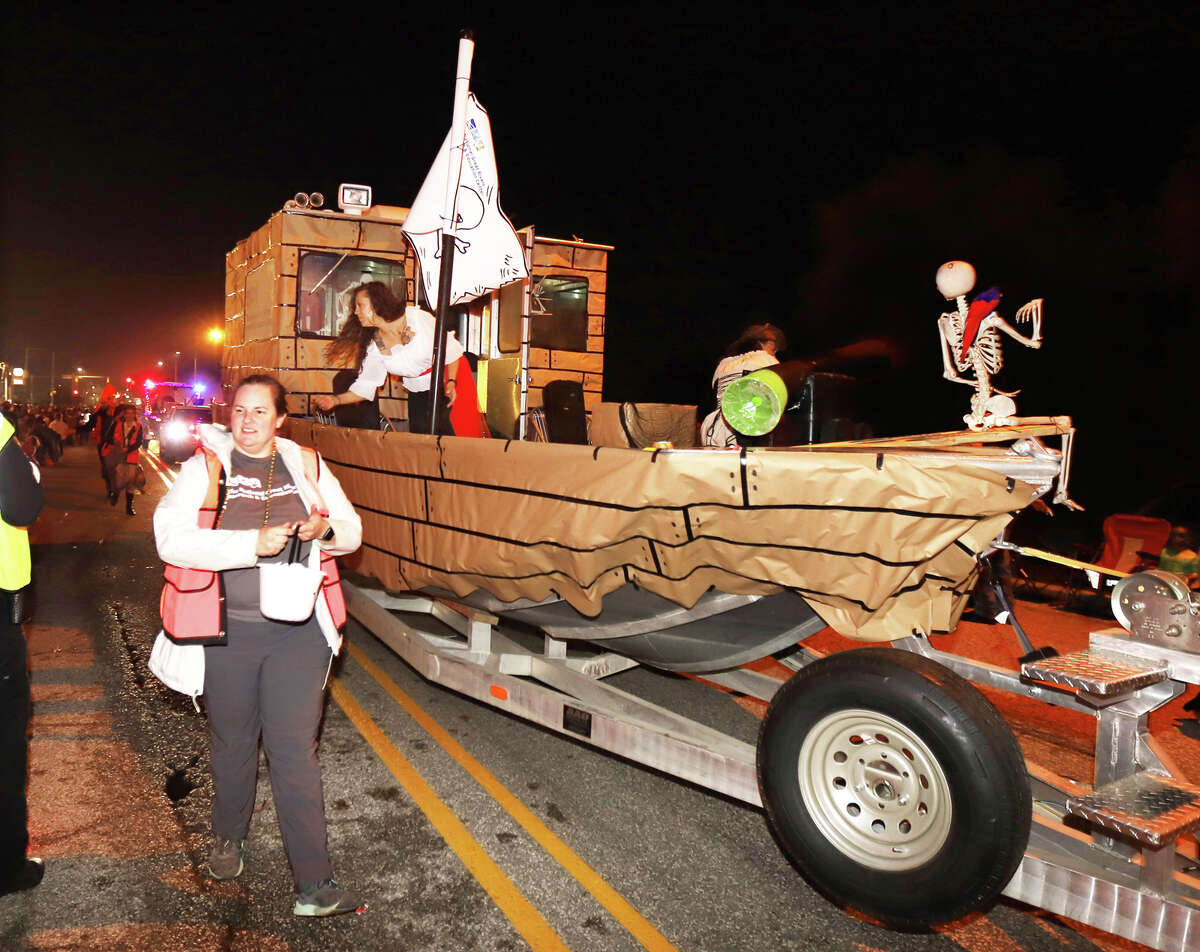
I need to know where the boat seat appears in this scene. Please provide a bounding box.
[590,402,697,448]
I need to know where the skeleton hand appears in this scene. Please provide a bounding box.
[1014,299,1040,323]
[1015,298,1043,345]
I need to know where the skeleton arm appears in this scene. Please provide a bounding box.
[984,298,1043,352]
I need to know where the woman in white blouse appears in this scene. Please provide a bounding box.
[313,282,486,437]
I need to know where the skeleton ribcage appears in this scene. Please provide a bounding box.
[973,328,1004,374]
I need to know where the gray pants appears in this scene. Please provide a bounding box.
[204,615,333,888]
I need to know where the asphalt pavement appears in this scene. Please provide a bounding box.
[0,443,1184,951]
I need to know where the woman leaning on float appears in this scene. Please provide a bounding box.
[313,280,487,437]
[153,373,364,918]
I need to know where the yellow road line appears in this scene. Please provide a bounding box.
[143,451,174,488]
[344,641,679,952]
[329,679,571,952]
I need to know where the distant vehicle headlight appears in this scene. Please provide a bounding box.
[164,420,188,441]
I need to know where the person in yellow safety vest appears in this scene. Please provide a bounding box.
[0,414,44,895]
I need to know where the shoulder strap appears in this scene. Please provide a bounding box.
[300,446,320,483]
[200,448,224,511]
[298,446,329,514]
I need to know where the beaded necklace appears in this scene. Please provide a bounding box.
[216,440,277,529]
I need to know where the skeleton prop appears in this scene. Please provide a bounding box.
[936,260,1043,430]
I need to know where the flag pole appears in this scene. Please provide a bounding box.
[429,30,475,435]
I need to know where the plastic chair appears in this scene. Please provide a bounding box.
[1056,513,1171,613]
[1097,514,1172,574]
[541,380,589,444]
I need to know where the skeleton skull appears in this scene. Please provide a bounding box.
[935,260,976,300]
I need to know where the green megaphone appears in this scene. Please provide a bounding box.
[721,362,806,437]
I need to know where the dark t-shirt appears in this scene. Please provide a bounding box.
[220,448,311,621]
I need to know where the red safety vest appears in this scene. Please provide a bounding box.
[159,446,347,644]
[101,419,141,463]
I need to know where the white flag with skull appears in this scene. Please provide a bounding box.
[404,93,528,306]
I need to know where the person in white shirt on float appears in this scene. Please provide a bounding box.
[314,281,487,437]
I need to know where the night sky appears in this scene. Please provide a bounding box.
[2,7,1197,526]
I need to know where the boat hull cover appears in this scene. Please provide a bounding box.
[290,423,1036,643]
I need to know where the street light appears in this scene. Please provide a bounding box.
[191,326,226,391]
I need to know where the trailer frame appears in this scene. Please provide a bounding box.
[345,580,1200,952]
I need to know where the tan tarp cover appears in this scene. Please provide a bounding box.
[289,422,1037,643]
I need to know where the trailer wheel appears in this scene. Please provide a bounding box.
[757,647,1030,930]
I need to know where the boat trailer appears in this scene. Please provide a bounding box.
[343,571,1200,951]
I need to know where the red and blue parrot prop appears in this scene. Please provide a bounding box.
[959,287,1002,363]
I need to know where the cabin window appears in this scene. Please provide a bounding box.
[296,252,407,338]
[530,275,588,351]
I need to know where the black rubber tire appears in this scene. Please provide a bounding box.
[757,647,1030,930]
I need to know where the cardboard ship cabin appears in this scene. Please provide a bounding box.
[221,202,611,438]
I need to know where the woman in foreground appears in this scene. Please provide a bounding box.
[154,374,364,917]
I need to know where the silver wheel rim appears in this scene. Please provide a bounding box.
[798,708,952,870]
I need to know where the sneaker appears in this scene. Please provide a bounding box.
[293,878,365,917]
[204,837,244,881]
[0,858,44,896]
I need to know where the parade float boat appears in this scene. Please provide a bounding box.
[213,190,1200,949]
[212,186,1200,948]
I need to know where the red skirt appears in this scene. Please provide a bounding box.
[447,358,489,439]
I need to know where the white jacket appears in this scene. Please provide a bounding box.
[153,425,362,654]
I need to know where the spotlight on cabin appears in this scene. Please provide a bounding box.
[338,183,372,215]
